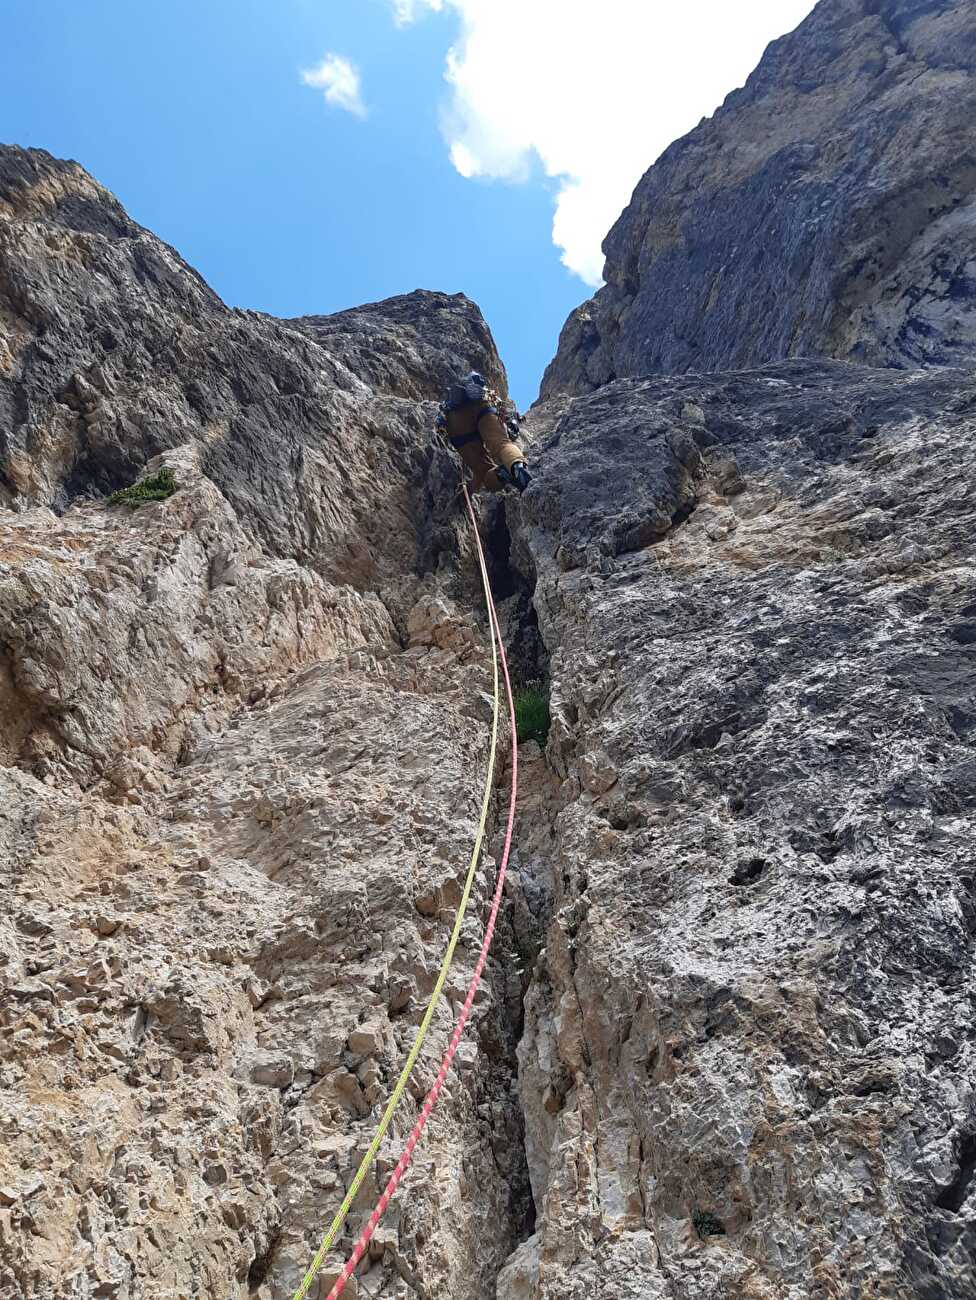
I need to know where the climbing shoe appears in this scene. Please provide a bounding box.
[511,462,532,494]
[496,462,531,494]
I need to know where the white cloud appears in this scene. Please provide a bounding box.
[302,53,367,118]
[391,0,443,25]
[391,0,818,284]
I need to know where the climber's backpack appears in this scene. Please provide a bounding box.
[437,372,521,446]
[443,372,489,410]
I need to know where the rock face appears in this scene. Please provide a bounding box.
[515,4,976,1293]
[541,0,976,398]
[290,294,507,401]
[7,0,976,1291]
[508,361,976,1298]
[0,145,533,1299]
[0,146,499,582]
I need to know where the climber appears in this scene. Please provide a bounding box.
[437,371,531,494]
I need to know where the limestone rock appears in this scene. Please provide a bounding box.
[0,145,529,1300]
[508,358,976,1297]
[8,3,976,1292]
[290,290,508,401]
[542,0,976,397]
[0,144,483,596]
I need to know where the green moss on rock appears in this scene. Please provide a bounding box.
[108,468,177,506]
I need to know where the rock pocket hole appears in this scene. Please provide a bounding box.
[817,829,841,863]
[693,1209,726,1240]
[948,622,976,646]
[936,1134,976,1213]
[853,1078,893,1098]
[730,857,766,887]
[247,1226,281,1289]
[670,499,697,530]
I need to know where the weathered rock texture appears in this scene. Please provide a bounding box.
[8,0,976,1290]
[509,364,976,1297]
[0,145,533,1299]
[516,7,976,1291]
[542,0,976,398]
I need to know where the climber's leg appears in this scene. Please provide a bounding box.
[477,411,525,475]
[457,437,502,492]
[477,411,531,492]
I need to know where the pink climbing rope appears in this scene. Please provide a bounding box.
[324,485,519,1300]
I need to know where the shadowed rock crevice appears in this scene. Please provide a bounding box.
[935,1133,976,1213]
[484,499,550,693]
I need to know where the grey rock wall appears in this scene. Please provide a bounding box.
[541,0,976,398]
[507,360,976,1298]
[521,5,976,1290]
[290,292,507,401]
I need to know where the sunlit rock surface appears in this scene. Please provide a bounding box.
[5,0,976,1290]
[542,0,976,397]
[507,360,976,1297]
[0,143,531,1300]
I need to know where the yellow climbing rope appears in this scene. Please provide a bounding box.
[292,543,503,1300]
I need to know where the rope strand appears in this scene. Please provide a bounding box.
[320,484,519,1299]
[293,482,519,1300]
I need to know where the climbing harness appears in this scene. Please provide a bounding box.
[292,482,519,1300]
[437,392,530,498]
[447,428,483,451]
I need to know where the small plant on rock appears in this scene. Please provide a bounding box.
[693,1208,726,1240]
[108,467,177,506]
[514,681,550,747]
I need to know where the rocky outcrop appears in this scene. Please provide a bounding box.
[1,605,532,1299]
[507,360,976,1297]
[0,145,506,787]
[0,146,494,587]
[290,294,507,402]
[0,145,533,1299]
[8,0,976,1287]
[521,2,976,1285]
[542,0,976,398]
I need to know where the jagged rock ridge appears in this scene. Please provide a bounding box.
[542,0,976,398]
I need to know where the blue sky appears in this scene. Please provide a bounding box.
[0,0,816,408]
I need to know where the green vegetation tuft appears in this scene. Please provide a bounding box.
[693,1209,726,1240]
[108,468,177,506]
[514,682,550,747]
